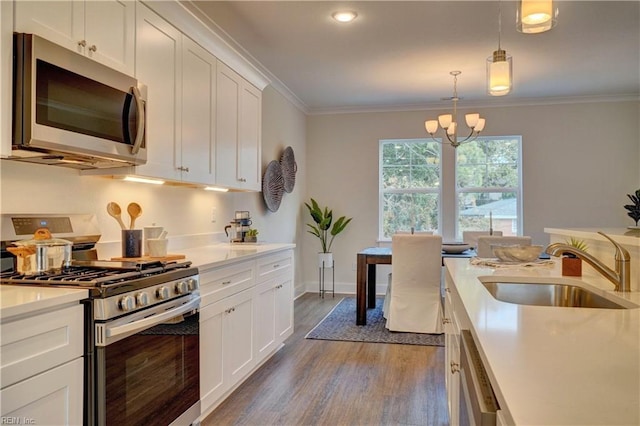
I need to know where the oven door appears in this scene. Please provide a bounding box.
[94,296,200,426]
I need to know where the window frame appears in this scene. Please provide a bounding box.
[378,136,523,241]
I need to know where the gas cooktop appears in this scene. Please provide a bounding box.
[0,259,197,298]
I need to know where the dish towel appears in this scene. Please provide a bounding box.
[469,257,555,268]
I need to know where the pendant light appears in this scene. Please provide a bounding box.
[516,0,558,34]
[487,0,512,96]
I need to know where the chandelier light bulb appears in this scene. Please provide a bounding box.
[438,114,452,129]
[425,120,438,134]
[465,113,480,128]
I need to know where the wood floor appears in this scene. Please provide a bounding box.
[202,293,449,426]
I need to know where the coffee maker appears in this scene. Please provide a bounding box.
[224,211,252,243]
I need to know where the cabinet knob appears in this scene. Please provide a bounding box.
[442,318,451,324]
[78,39,87,47]
[450,362,460,374]
[177,166,190,172]
[89,44,97,52]
[238,177,247,182]
[444,288,451,293]
[222,280,232,285]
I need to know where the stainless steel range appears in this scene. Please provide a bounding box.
[1,214,201,426]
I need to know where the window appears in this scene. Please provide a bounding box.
[379,136,522,241]
[456,137,522,238]
[379,139,441,239]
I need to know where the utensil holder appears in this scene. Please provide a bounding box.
[122,230,142,258]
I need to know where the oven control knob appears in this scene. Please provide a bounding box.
[186,278,198,291]
[119,295,136,312]
[156,286,170,300]
[175,280,188,295]
[136,292,150,307]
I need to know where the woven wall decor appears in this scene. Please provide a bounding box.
[279,146,297,193]
[262,160,285,212]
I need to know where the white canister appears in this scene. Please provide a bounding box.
[143,225,163,255]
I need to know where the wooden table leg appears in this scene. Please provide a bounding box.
[356,253,367,325]
[367,263,376,308]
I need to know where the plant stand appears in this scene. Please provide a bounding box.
[318,259,335,298]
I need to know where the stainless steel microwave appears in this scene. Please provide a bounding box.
[10,33,147,170]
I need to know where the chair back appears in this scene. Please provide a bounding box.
[462,230,503,249]
[391,234,442,288]
[477,236,532,258]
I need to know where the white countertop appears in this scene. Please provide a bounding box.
[444,257,640,425]
[0,286,88,321]
[179,242,295,270]
[0,243,293,320]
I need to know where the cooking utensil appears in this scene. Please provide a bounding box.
[8,228,72,273]
[107,202,126,230]
[127,202,142,229]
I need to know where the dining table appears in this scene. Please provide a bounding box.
[355,246,475,325]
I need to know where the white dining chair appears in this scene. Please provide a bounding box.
[476,236,532,258]
[385,234,443,334]
[462,230,503,249]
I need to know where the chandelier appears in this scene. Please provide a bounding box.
[424,71,486,148]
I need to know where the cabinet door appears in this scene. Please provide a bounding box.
[84,0,135,74]
[134,3,182,181]
[0,358,83,425]
[275,276,293,341]
[200,299,226,412]
[215,60,241,188]
[224,288,255,384]
[181,36,216,184]
[254,279,277,361]
[238,82,261,190]
[14,1,84,53]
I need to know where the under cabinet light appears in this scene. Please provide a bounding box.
[123,176,165,185]
[332,11,357,23]
[204,186,229,192]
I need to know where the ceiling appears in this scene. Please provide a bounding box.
[181,1,640,114]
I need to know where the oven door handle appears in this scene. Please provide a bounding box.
[105,298,199,342]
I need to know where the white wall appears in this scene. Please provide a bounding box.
[0,85,309,295]
[302,100,640,292]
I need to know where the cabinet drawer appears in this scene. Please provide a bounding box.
[200,261,255,306]
[1,304,84,388]
[257,251,292,282]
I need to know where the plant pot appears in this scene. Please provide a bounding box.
[244,236,257,243]
[562,256,582,276]
[318,252,333,268]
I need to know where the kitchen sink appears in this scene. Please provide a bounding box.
[478,277,632,309]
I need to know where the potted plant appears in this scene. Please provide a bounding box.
[623,189,640,228]
[562,237,588,276]
[305,198,352,267]
[244,228,259,243]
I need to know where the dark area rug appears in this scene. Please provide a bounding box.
[305,297,444,346]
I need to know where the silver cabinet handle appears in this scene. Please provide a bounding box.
[89,44,97,52]
[442,318,451,325]
[221,280,232,285]
[78,40,86,47]
[273,264,280,268]
[238,177,247,182]
[177,166,190,172]
[450,362,460,374]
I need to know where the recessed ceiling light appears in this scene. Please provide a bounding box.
[332,11,357,23]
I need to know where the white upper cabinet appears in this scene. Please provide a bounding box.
[180,36,216,184]
[134,3,182,182]
[14,0,135,75]
[216,61,262,191]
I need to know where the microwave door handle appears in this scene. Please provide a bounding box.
[129,86,145,155]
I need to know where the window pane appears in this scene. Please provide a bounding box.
[457,138,519,189]
[383,192,439,238]
[458,192,518,236]
[381,141,440,189]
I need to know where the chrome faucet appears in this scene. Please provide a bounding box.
[545,232,631,292]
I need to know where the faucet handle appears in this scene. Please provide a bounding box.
[597,232,630,261]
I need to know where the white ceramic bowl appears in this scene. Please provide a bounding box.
[492,245,543,262]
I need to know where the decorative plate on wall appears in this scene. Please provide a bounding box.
[280,146,297,193]
[262,160,285,212]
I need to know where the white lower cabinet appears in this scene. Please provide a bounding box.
[199,249,294,417]
[444,272,462,426]
[0,303,84,425]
